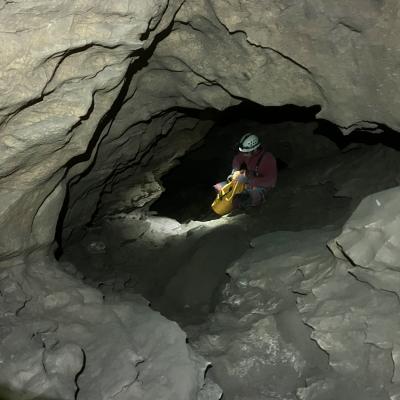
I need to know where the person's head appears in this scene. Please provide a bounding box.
[238,133,261,157]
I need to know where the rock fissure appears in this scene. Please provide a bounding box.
[337,20,363,34]
[348,269,400,304]
[74,348,86,400]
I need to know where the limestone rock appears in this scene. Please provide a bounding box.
[328,186,400,298]
[297,187,400,398]
[189,230,336,400]
[0,0,182,258]
[189,216,400,399]
[2,0,400,399]
[177,0,400,130]
[0,256,218,400]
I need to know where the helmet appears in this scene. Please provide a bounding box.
[239,133,260,152]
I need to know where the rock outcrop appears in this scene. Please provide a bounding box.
[0,254,217,400]
[189,186,400,399]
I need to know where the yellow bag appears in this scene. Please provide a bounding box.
[211,180,246,216]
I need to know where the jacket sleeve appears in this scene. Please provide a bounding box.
[232,153,243,171]
[248,152,277,188]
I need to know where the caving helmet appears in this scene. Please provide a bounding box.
[239,133,260,152]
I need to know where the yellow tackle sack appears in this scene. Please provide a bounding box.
[211,180,246,216]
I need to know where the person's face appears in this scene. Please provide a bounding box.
[243,150,256,158]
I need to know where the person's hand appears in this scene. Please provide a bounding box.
[232,170,244,181]
[232,170,248,184]
[213,183,224,192]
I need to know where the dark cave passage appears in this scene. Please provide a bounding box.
[151,101,324,222]
[59,100,400,327]
[57,101,400,400]
[151,100,400,223]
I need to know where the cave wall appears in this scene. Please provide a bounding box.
[61,114,214,242]
[2,0,400,259]
[65,0,400,236]
[0,0,183,260]
[199,0,400,130]
[140,0,400,132]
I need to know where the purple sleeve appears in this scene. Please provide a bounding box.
[232,153,244,171]
[248,153,277,188]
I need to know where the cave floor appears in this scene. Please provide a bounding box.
[62,159,350,324]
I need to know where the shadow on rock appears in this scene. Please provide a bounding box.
[0,385,64,400]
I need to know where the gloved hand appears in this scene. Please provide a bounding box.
[227,169,238,181]
[213,182,224,192]
[231,170,243,181]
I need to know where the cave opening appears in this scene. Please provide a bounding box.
[151,100,400,224]
[58,99,400,327]
[150,100,323,223]
[57,99,400,400]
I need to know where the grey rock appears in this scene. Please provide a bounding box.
[0,258,218,400]
[190,230,335,400]
[2,0,400,399]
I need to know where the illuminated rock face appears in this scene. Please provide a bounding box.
[143,0,400,130]
[198,0,400,130]
[0,0,180,258]
[0,1,219,399]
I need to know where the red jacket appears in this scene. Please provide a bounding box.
[232,148,277,189]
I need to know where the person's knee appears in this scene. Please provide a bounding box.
[233,192,251,209]
[249,188,268,206]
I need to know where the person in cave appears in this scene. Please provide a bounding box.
[214,133,278,210]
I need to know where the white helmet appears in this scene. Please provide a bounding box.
[239,133,260,152]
